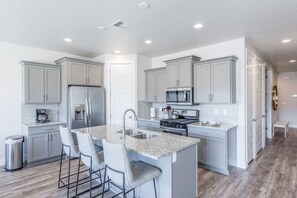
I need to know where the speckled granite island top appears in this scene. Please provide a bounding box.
[72,125,199,160]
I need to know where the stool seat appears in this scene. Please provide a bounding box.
[273,121,289,138]
[129,161,161,189]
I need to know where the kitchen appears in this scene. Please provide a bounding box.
[0,2,296,197]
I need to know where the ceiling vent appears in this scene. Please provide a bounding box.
[112,20,130,28]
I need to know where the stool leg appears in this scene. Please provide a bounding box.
[75,154,81,197]
[58,145,64,188]
[89,158,93,198]
[102,166,107,198]
[67,152,71,198]
[153,178,157,198]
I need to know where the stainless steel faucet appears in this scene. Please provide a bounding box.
[122,109,138,141]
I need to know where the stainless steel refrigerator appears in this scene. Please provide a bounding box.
[68,86,105,129]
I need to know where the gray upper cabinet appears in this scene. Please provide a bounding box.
[21,61,61,104]
[194,56,237,104]
[165,56,201,88]
[56,57,104,86]
[145,68,166,102]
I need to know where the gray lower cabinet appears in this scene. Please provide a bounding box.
[145,68,166,102]
[137,120,162,132]
[165,56,201,88]
[188,125,237,175]
[23,124,65,163]
[193,56,237,104]
[21,61,61,104]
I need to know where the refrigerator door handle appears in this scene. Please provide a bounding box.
[88,98,92,127]
[85,98,89,127]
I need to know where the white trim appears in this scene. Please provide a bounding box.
[0,158,5,166]
[237,161,247,169]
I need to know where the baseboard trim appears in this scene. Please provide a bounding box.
[0,158,5,166]
[237,161,247,169]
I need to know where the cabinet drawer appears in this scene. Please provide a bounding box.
[138,120,160,130]
[28,124,64,135]
[188,126,226,139]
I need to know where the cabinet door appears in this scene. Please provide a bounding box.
[205,137,226,170]
[156,70,166,102]
[178,60,192,87]
[45,67,61,103]
[166,62,179,88]
[48,132,62,158]
[193,63,211,103]
[188,133,206,164]
[68,62,86,85]
[29,133,48,162]
[212,61,231,103]
[146,72,157,102]
[87,65,103,86]
[24,65,44,103]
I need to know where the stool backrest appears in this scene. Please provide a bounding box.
[59,126,77,157]
[76,132,102,170]
[102,139,133,187]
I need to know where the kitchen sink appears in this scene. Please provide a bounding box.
[117,129,159,139]
[131,133,159,139]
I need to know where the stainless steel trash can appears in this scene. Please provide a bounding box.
[5,135,24,170]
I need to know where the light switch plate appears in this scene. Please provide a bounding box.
[223,109,228,115]
[214,109,218,115]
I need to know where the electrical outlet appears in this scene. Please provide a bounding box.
[214,109,218,115]
[223,109,228,115]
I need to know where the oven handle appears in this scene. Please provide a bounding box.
[160,126,187,132]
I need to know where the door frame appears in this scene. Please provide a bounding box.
[265,68,273,139]
[105,61,137,125]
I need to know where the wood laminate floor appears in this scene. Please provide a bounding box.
[1,128,296,198]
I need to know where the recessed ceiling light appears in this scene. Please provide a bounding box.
[145,40,152,44]
[290,60,296,63]
[139,2,150,9]
[97,26,107,31]
[114,50,120,54]
[282,39,291,43]
[194,23,203,29]
[64,38,72,42]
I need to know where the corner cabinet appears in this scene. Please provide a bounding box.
[193,56,238,104]
[23,123,65,163]
[55,57,104,86]
[20,61,61,104]
[165,56,201,88]
[145,68,166,102]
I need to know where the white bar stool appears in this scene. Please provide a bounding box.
[273,121,289,138]
[102,139,162,198]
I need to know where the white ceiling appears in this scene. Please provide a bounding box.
[0,0,297,72]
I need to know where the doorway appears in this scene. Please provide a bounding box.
[109,63,135,127]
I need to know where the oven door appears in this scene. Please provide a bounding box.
[161,127,187,136]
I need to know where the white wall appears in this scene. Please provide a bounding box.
[277,72,297,128]
[151,38,247,168]
[93,54,138,125]
[0,41,92,165]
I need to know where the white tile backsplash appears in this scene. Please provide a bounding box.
[21,104,59,123]
[151,102,238,125]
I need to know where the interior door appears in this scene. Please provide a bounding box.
[255,59,263,153]
[246,51,254,163]
[110,63,134,127]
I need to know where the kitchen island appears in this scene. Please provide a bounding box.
[72,125,199,198]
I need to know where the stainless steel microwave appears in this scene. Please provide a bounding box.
[166,87,193,105]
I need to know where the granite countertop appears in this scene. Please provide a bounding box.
[72,125,199,160]
[188,122,237,131]
[22,121,66,128]
[138,117,163,122]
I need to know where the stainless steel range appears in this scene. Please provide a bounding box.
[160,109,199,136]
